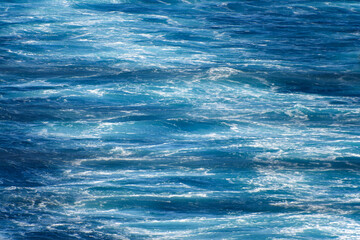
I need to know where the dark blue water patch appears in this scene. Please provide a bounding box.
[252,71,360,96]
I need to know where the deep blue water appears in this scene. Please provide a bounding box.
[1,0,360,239]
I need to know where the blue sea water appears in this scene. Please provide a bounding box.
[1,0,360,239]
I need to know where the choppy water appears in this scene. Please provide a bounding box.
[1,0,360,239]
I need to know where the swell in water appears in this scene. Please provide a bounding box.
[1,0,360,239]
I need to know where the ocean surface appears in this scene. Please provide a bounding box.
[1,0,360,239]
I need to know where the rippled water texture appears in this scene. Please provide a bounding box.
[1,0,360,239]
